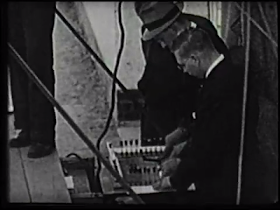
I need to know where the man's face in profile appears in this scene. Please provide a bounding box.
[174,47,204,79]
[154,28,176,49]
[154,19,190,49]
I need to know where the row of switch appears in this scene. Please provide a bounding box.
[119,139,140,147]
[117,138,166,148]
[126,164,161,186]
[116,146,164,157]
[128,164,160,174]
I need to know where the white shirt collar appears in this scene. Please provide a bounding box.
[205,54,225,78]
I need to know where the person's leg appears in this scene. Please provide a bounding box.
[21,2,56,158]
[8,2,31,147]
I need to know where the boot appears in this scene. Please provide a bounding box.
[27,142,55,159]
[9,130,31,148]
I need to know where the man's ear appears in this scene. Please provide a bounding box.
[189,54,199,66]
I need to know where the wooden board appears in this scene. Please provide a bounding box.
[72,170,91,194]
[100,166,115,194]
[9,148,31,203]
[19,147,71,203]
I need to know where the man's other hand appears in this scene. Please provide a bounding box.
[161,157,181,177]
[160,142,174,160]
[160,127,189,160]
[115,196,138,204]
[152,176,172,191]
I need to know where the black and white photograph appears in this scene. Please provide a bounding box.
[6,1,278,205]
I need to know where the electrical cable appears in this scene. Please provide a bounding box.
[95,1,126,192]
[236,1,251,205]
[207,2,211,20]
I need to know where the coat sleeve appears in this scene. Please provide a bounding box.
[170,93,233,190]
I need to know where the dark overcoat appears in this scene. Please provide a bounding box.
[170,58,244,204]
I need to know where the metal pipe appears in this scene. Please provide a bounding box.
[55,8,128,92]
[240,2,245,46]
[236,1,251,205]
[8,43,144,204]
[223,2,232,42]
[207,1,211,20]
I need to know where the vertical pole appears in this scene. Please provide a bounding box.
[223,2,232,42]
[240,2,245,46]
[236,1,251,205]
[207,1,211,20]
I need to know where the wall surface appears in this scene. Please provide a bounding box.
[83,2,117,72]
[54,2,120,158]
[183,2,208,17]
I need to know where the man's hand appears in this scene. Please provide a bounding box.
[161,157,181,177]
[160,127,189,160]
[115,197,138,204]
[159,142,174,161]
[170,141,187,158]
[152,176,172,191]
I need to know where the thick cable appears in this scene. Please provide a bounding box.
[207,2,211,20]
[95,0,126,193]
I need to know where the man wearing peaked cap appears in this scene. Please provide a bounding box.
[135,1,184,42]
[135,1,229,56]
[135,1,201,164]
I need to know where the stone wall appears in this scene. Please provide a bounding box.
[54,2,120,158]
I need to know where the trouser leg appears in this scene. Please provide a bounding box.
[8,2,30,131]
[21,2,56,145]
